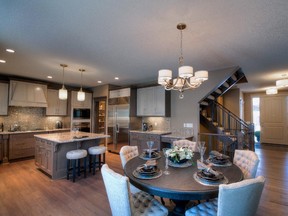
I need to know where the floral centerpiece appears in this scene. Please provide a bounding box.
[165,146,194,164]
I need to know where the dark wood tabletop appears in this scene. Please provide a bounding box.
[124,152,243,201]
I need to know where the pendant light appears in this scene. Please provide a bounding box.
[59,64,68,100]
[77,69,85,101]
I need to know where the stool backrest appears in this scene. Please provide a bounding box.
[172,140,198,152]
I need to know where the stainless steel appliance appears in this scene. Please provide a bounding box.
[55,121,63,129]
[73,108,90,119]
[108,98,130,153]
[142,122,148,131]
[72,121,91,132]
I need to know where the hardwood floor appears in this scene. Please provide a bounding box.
[0,144,287,216]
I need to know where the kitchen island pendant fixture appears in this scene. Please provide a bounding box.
[158,23,208,99]
[77,69,85,101]
[59,64,68,100]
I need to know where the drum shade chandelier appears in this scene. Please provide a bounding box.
[59,64,68,100]
[158,23,208,99]
[77,69,85,101]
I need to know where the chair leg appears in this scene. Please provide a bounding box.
[66,159,70,180]
[98,154,102,169]
[72,159,76,183]
[78,159,81,176]
[83,157,87,178]
[92,155,96,175]
[161,197,165,205]
[89,155,92,173]
[102,153,105,168]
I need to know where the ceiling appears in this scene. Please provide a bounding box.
[1,0,288,92]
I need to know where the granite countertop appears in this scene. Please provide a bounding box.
[129,130,171,135]
[161,132,193,139]
[0,128,71,135]
[34,131,110,143]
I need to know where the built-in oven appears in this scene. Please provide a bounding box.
[72,121,91,132]
[73,108,91,120]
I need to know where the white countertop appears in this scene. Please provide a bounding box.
[129,130,171,135]
[0,128,70,135]
[34,131,109,143]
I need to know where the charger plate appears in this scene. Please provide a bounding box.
[133,169,162,180]
[193,172,228,186]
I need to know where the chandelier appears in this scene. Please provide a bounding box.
[158,23,208,99]
[77,69,85,101]
[59,64,68,100]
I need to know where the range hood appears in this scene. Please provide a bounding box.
[9,80,48,107]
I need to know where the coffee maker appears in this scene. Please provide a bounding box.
[142,122,148,131]
[55,121,63,129]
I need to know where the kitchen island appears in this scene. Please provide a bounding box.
[34,131,109,179]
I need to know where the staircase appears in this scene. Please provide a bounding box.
[199,67,255,158]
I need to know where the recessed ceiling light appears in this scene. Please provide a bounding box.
[97,80,102,83]
[115,77,119,80]
[0,59,6,63]
[47,76,53,79]
[6,49,15,53]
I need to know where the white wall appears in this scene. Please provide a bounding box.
[170,67,235,140]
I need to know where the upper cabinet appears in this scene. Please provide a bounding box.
[46,89,67,116]
[71,91,92,108]
[0,83,9,115]
[9,80,48,107]
[137,86,171,117]
[109,88,131,98]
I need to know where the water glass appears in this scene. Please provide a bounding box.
[197,141,206,162]
[146,141,154,158]
[162,148,170,175]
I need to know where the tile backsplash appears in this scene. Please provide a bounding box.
[142,117,171,131]
[0,107,70,131]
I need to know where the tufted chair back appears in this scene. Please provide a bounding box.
[233,150,260,179]
[173,140,198,152]
[101,164,168,216]
[185,176,265,216]
[119,146,139,168]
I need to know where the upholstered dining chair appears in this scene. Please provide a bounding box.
[185,176,265,216]
[119,146,141,194]
[173,139,198,152]
[101,164,168,216]
[233,149,260,179]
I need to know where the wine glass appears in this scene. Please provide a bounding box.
[146,141,154,158]
[197,141,206,162]
[162,148,170,175]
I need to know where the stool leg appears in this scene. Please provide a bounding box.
[78,159,81,176]
[67,159,70,180]
[92,155,96,175]
[98,154,102,170]
[89,155,92,173]
[102,153,106,168]
[83,157,87,178]
[72,159,76,183]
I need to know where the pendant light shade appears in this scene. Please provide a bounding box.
[59,64,68,100]
[77,69,85,101]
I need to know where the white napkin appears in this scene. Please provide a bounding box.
[145,159,157,167]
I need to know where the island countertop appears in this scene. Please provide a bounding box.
[34,131,109,143]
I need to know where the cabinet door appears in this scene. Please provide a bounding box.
[137,87,154,116]
[46,89,67,116]
[0,83,8,115]
[154,86,166,116]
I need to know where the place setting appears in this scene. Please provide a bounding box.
[132,159,162,179]
[138,141,161,160]
[206,150,232,167]
[194,160,229,186]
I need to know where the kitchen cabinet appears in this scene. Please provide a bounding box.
[137,86,171,117]
[35,138,53,175]
[46,89,67,116]
[109,88,130,98]
[9,133,36,160]
[71,91,92,108]
[0,83,8,115]
[9,80,48,107]
[0,135,3,162]
[129,132,161,152]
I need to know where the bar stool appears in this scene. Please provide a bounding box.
[88,146,106,175]
[66,149,87,182]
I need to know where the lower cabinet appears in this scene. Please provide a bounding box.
[130,132,161,152]
[35,138,53,175]
[9,133,36,160]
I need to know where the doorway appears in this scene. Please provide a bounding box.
[252,97,260,142]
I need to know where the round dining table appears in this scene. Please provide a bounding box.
[124,152,243,216]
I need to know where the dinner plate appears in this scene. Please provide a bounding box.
[136,165,159,176]
[206,157,232,167]
[196,170,224,181]
[139,151,161,160]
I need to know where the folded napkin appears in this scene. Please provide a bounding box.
[197,160,220,177]
[145,159,157,167]
[210,150,229,159]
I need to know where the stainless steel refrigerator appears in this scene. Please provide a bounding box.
[107,103,130,153]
